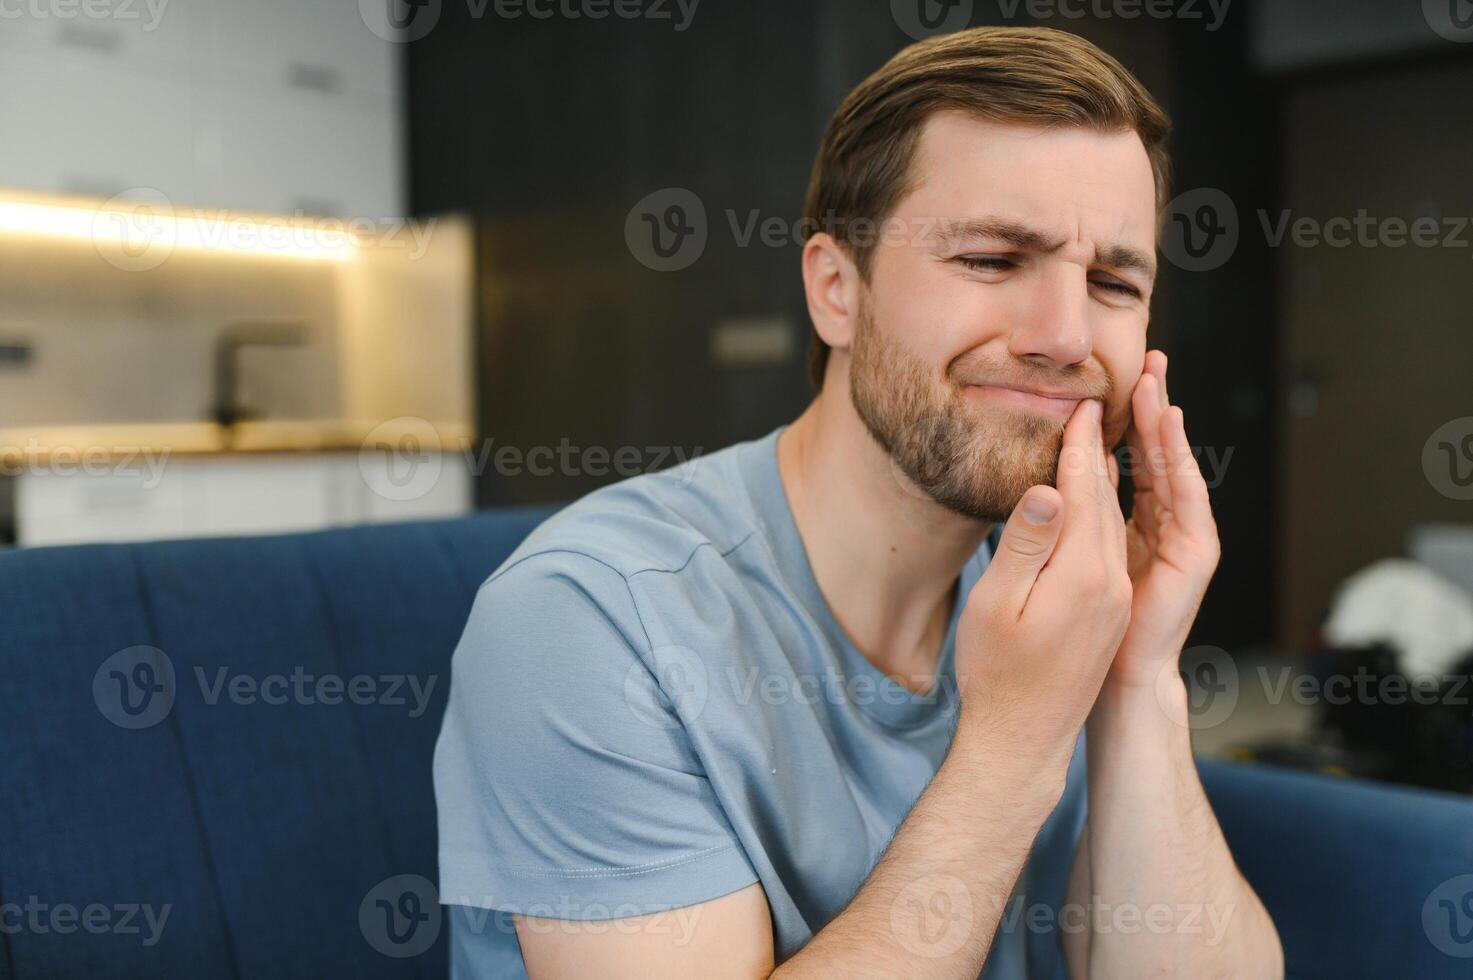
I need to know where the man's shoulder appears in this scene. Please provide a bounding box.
[486,434,768,592]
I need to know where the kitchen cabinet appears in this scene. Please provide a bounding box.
[0,0,403,218]
[15,452,473,547]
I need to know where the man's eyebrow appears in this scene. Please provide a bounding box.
[933,217,1157,282]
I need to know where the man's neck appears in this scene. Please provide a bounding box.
[776,386,994,693]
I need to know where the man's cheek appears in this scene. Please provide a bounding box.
[1103,401,1133,450]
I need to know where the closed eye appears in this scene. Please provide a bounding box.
[956,256,1015,273]
[1090,277,1142,299]
[957,256,1145,301]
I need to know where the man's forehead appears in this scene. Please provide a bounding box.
[903,111,1157,239]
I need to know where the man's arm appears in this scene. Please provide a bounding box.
[1061,680,1282,979]
[1061,353,1282,978]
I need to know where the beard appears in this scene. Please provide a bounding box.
[849,300,1073,523]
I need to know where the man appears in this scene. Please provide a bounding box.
[433,25,1284,979]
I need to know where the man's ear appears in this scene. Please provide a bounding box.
[802,233,863,354]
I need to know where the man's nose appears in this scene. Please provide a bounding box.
[1006,266,1092,366]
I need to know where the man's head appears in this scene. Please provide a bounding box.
[799,27,1170,522]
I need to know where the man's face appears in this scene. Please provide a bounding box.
[849,111,1158,522]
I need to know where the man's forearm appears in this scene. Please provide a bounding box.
[773,720,1076,979]
[1080,676,1283,979]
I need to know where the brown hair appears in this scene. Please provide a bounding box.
[801,26,1172,389]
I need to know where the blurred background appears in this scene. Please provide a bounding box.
[2,0,1472,791]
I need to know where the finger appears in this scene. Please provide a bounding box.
[1106,450,1119,494]
[1057,398,1105,529]
[1133,371,1173,513]
[1156,351,1171,411]
[1093,400,1128,566]
[1162,406,1214,539]
[983,486,1065,618]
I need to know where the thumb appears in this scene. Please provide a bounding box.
[981,486,1064,613]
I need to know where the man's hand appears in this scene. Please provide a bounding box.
[955,396,1133,761]
[1106,349,1222,692]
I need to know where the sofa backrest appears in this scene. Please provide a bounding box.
[0,507,558,980]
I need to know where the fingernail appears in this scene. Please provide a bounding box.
[1022,495,1058,525]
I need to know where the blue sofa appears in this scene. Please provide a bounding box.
[1,509,1470,979]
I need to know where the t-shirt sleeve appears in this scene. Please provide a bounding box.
[433,549,760,921]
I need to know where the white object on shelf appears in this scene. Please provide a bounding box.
[1408,524,1473,602]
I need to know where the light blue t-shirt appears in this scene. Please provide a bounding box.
[433,424,1088,978]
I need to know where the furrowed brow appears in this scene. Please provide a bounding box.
[933,217,1063,253]
[1096,242,1157,282]
[935,217,1157,283]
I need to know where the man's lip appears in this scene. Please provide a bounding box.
[970,383,1089,401]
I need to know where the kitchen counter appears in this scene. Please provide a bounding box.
[0,418,476,464]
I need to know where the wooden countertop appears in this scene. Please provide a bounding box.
[0,419,476,463]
